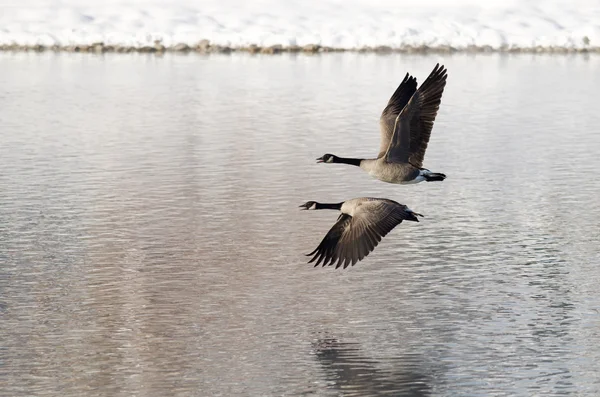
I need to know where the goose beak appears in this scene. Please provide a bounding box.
[299,204,309,210]
[316,156,324,163]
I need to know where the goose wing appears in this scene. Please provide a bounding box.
[307,199,417,269]
[378,73,418,158]
[384,64,447,167]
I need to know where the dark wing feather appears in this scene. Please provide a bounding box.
[384,64,447,167]
[378,73,418,158]
[307,200,417,269]
[307,214,352,268]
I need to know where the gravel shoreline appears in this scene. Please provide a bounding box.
[1,40,599,54]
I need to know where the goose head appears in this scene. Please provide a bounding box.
[316,154,337,163]
[299,201,318,210]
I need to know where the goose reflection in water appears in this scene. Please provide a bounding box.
[312,338,432,397]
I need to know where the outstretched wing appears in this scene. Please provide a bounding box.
[378,73,418,158]
[384,64,447,167]
[307,200,416,269]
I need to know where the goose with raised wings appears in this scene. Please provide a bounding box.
[317,64,448,184]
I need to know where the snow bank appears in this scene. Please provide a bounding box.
[1,0,600,52]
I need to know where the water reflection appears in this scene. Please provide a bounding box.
[312,337,431,396]
[1,52,600,396]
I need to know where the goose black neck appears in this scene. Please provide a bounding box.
[316,202,343,210]
[335,157,363,167]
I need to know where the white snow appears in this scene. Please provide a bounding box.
[1,0,600,50]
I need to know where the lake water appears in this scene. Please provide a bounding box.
[1,52,600,396]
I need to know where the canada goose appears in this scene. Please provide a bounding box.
[317,63,448,184]
[300,197,423,269]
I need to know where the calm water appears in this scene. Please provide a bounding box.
[1,52,600,396]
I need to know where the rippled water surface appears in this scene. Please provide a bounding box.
[1,53,600,396]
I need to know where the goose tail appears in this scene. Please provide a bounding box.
[423,172,446,182]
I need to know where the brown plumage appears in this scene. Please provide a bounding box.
[378,72,418,158]
[316,64,448,184]
[300,198,423,269]
[385,63,448,168]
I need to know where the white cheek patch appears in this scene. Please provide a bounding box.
[327,158,334,163]
[310,203,317,210]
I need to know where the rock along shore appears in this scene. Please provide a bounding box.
[1,39,599,55]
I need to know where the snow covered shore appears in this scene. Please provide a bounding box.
[1,0,600,54]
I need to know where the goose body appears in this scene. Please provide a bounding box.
[317,64,448,184]
[300,197,423,269]
[358,159,429,184]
